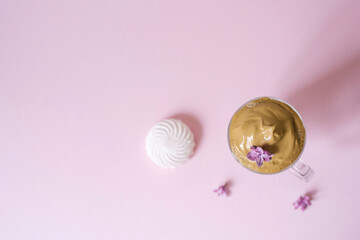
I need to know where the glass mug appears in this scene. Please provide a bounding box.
[227,96,315,182]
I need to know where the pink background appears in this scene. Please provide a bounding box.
[1,1,360,239]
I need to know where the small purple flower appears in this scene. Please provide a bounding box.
[293,195,311,211]
[213,184,228,196]
[247,146,273,167]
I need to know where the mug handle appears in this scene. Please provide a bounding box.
[289,160,315,182]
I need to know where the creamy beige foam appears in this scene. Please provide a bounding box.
[228,97,305,174]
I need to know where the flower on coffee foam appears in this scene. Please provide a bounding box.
[246,146,273,167]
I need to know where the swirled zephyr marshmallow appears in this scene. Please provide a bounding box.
[146,118,195,168]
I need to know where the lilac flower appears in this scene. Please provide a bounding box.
[213,184,228,196]
[247,146,273,167]
[293,195,311,211]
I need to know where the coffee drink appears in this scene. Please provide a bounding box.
[228,97,305,174]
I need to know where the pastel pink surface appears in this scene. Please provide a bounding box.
[1,1,360,239]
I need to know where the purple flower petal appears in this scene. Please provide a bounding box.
[247,146,274,167]
[256,157,264,167]
[213,185,228,196]
[293,195,311,211]
[256,147,264,154]
[262,155,268,161]
[247,151,259,161]
[303,199,311,205]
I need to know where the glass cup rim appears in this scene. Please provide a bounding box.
[227,96,307,175]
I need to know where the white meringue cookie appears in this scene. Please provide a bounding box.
[146,118,195,168]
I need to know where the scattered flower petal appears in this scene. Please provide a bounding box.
[293,195,312,211]
[213,184,228,196]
